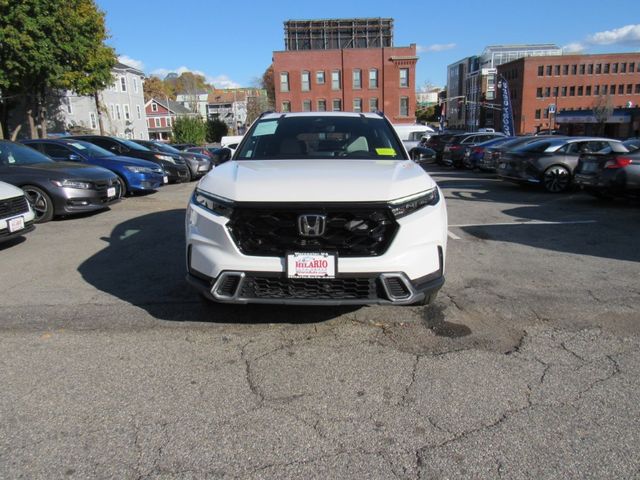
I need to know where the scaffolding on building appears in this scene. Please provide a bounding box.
[283,18,393,51]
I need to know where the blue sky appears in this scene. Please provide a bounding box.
[97,0,640,90]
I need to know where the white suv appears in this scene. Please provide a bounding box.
[186,112,447,305]
[0,181,36,243]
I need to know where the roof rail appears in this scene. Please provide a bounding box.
[374,110,385,118]
[258,110,274,119]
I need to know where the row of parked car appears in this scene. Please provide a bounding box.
[412,131,640,196]
[0,136,232,244]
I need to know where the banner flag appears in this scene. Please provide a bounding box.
[500,78,515,136]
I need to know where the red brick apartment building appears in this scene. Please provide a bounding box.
[497,53,640,137]
[273,18,418,123]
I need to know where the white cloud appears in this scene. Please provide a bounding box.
[562,42,585,53]
[417,43,456,53]
[118,55,145,71]
[588,24,640,46]
[150,67,241,88]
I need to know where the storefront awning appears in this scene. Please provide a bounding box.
[555,109,632,124]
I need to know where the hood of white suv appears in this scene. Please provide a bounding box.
[197,159,436,202]
[0,180,27,200]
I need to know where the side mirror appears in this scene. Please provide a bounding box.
[219,148,232,164]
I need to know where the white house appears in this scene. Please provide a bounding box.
[59,61,149,139]
[176,90,209,120]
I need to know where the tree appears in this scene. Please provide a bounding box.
[0,0,116,138]
[143,76,171,102]
[206,118,228,143]
[593,93,614,136]
[261,64,275,109]
[172,116,206,145]
[246,93,270,126]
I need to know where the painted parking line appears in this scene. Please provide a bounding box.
[447,230,462,240]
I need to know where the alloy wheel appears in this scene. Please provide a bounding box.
[23,186,53,222]
[543,166,571,193]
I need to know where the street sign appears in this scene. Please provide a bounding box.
[548,104,556,114]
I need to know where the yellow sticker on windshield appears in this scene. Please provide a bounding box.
[376,148,396,156]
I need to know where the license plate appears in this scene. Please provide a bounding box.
[163,176,168,184]
[581,163,598,173]
[107,187,116,198]
[287,252,336,279]
[8,216,24,233]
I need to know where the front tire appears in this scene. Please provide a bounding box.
[115,175,128,198]
[543,165,571,193]
[23,185,54,223]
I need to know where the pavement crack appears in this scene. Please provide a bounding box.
[444,292,464,312]
[400,355,420,406]
[240,341,265,405]
[560,341,586,363]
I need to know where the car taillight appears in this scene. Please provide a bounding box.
[605,157,633,169]
[450,145,462,150]
[472,147,483,154]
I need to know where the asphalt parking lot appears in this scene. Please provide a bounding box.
[1,167,639,479]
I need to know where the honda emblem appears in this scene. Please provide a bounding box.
[298,214,326,237]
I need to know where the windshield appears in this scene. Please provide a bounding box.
[153,143,181,154]
[0,141,54,166]
[236,116,407,160]
[64,140,115,157]
[118,138,151,151]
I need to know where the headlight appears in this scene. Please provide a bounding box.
[192,188,234,217]
[125,166,155,174]
[155,154,175,163]
[389,188,439,218]
[51,179,92,189]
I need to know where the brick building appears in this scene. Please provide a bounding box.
[497,53,640,137]
[273,18,418,123]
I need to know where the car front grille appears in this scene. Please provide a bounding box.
[240,274,378,300]
[0,195,29,220]
[228,205,399,257]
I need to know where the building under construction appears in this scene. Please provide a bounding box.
[284,18,394,51]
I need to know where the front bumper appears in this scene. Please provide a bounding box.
[163,163,191,183]
[52,184,120,215]
[127,172,165,192]
[0,220,35,243]
[185,193,448,305]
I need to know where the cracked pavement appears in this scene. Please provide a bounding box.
[1,167,639,478]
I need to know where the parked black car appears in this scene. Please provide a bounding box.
[478,136,547,172]
[441,132,505,168]
[462,136,515,169]
[68,136,190,183]
[133,140,211,181]
[574,139,640,199]
[0,140,119,223]
[497,137,627,193]
[184,146,230,166]
[421,133,458,163]
[170,143,197,151]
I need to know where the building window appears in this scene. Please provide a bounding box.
[554,65,560,75]
[66,99,72,114]
[535,109,541,119]
[610,85,616,95]
[602,85,608,95]
[562,65,569,75]
[579,64,585,75]
[561,86,567,96]
[136,105,141,119]
[353,98,362,113]
[301,71,310,92]
[486,91,495,100]
[546,65,552,76]
[90,113,97,129]
[317,99,326,111]
[627,84,633,95]
[151,102,158,112]
[630,63,636,73]
[331,70,341,90]
[621,63,627,73]
[635,84,640,94]
[543,108,549,119]
[571,64,577,75]
[332,99,341,111]
[316,71,325,84]
[110,104,115,119]
[281,101,291,112]
[537,66,544,76]
[552,86,559,97]
[123,104,130,120]
[352,69,362,89]
[588,64,594,74]
[612,63,618,73]
[369,97,378,112]
[586,85,592,96]
[400,96,409,116]
[544,87,551,97]
[166,117,171,127]
[302,99,311,111]
[595,64,602,74]
[577,86,583,96]
[369,69,378,88]
[116,104,121,120]
[536,87,543,98]
[594,85,600,95]
[603,63,610,74]
[133,77,139,93]
[399,68,409,88]
[154,118,160,127]
[280,72,289,92]
[618,84,624,95]
[120,76,127,92]
[569,86,575,96]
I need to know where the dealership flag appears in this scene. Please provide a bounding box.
[500,78,515,136]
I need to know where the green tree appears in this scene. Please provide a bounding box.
[172,116,206,145]
[261,64,275,108]
[0,0,115,138]
[206,118,228,143]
